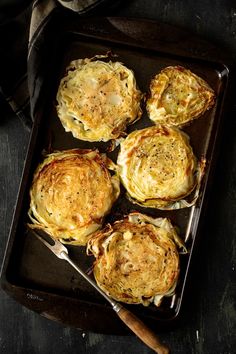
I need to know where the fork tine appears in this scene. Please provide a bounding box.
[33,231,53,248]
[31,229,68,259]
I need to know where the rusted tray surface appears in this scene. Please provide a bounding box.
[0,17,231,334]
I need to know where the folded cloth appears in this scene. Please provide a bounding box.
[0,1,32,129]
[0,0,112,130]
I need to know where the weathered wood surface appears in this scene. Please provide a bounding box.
[1,0,236,353]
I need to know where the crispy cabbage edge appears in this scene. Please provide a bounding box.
[117,125,206,210]
[56,55,143,143]
[87,212,187,307]
[27,149,120,246]
[146,65,215,127]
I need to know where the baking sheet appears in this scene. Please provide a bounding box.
[0,17,230,333]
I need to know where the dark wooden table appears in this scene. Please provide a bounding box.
[1,1,236,353]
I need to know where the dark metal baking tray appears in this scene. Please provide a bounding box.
[0,17,233,334]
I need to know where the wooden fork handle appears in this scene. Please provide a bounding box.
[116,306,170,354]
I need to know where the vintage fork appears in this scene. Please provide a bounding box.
[32,229,169,354]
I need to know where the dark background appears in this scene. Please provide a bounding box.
[0,0,236,353]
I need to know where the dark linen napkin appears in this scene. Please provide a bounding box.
[0,0,112,130]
